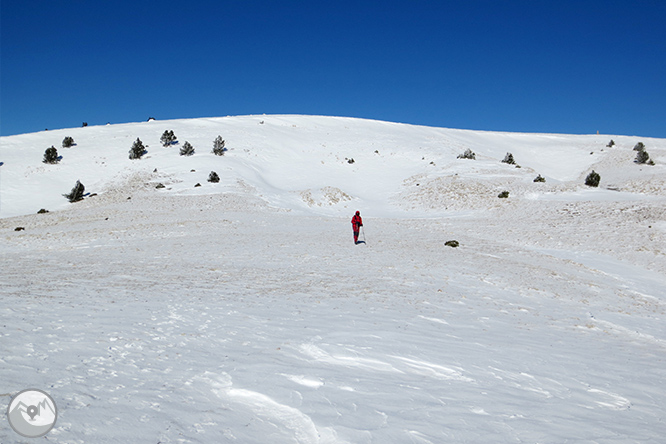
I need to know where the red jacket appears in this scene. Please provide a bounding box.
[351,214,363,228]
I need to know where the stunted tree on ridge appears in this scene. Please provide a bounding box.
[180,141,195,156]
[62,136,75,148]
[43,146,60,164]
[129,138,147,160]
[160,130,177,147]
[212,136,226,156]
[63,180,85,202]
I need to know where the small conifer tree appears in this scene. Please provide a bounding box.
[533,174,546,183]
[457,148,476,160]
[43,146,60,164]
[633,142,645,151]
[62,136,75,148]
[635,149,653,165]
[180,141,195,156]
[208,171,220,183]
[212,136,226,156]
[160,130,177,147]
[63,180,85,202]
[129,138,146,160]
[585,170,601,187]
[501,152,516,165]
[606,139,615,148]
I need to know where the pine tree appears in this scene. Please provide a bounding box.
[180,141,195,156]
[635,150,652,165]
[43,146,60,164]
[212,136,226,155]
[129,138,146,160]
[160,130,177,147]
[62,136,75,148]
[208,171,220,183]
[63,180,85,202]
[501,152,516,165]
[585,170,601,187]
[633,142,645,151]
[457,148,476,160]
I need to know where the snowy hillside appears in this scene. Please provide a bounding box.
[2,115,666,443]
[2,114,665,219]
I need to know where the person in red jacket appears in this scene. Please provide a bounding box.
[351,211,363,244]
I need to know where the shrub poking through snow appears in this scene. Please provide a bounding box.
[208,171,220,183]
[457,148,476,160]
[180,141,195,156]
[607,139,615,147]
[62,136,75,148]
[129,138,146,159]
[43,146,60,164]
[632,142,655,165]
[63,180,85,202]
[585,170,601,187]
[445,240,459,248]
[534,174,546,183]
[635,149,654,165]
[498,191,510,198]
[160,130,177,147]
[212,136,226,156]
[501,152,516,165]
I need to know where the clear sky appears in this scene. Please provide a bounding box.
[1,0,665,138]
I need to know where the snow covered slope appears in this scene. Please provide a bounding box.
[2,114,664,219]
[1,116,666,443]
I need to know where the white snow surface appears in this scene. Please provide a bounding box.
[1,115,666,442]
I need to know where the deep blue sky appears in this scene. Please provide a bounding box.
[2,1,665,137]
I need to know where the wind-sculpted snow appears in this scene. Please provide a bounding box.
[1,116,666,442]
[2,114,664,219]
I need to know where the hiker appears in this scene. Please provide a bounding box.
[351,211,363,244]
